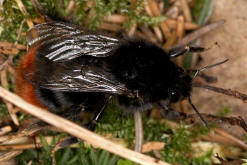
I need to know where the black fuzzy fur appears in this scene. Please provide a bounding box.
[108,39,192,111]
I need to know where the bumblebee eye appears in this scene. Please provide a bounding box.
[171,91,176,96]
[168,89,180,102]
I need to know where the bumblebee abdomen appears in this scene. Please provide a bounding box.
[16,44,45,108]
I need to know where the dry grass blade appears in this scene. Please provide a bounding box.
[0,87,170,165]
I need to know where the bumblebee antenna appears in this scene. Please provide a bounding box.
[193,59,229,79]
[188,96,210,129]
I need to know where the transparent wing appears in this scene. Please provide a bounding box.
[26,22,119,62]
[34,60,134,97]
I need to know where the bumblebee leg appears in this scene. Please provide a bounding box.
[168,45,205,58]
[51,96,112,164]
[86,95,113,131]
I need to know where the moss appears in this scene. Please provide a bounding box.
[95,102,171,147]
[161,125,212,165]
[0,103,8,118]
[17,139,119,165]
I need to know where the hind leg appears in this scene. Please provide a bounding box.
[51,95,112,164]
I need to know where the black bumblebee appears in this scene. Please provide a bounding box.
[17,21,208,129]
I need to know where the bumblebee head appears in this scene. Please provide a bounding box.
[110,39,192,105]
[167,70,192,102]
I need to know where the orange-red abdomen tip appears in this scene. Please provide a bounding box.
[16,44,44,108]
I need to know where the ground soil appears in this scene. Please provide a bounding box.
[191,0,247,137]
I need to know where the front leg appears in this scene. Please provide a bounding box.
[168,45,205,58]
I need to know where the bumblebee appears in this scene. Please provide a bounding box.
[16,21,206,127]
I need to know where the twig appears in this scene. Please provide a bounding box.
[203,128,247,150]
[144,1,163,42]
[165,19,200,30]
[0,126,12,136]
[7,65,16,77]
[0,144,41,151]
[0,59,10,72]
[0,42,26,50]
[148,0,171,38]
[14,20,25,45]
[66,0,76,16]
[27,160,33,165]
[135,31,150,41]
[160,108,247,132]
[15,0,34,28]
[165,1,180,19]
[152,26,163,42]
[192,82,247,102]
[134,111,143,153]
[142,142,165,153]
[0,122,45,144]
[176,15,185,43]
[104,14,128,24]
[99,22,122,32]
[0,87,170,165]
[163,30,177,50]
[1,70,19,126]
[180,0,192,22]
[148,0,161,17]
[176,16,185,66]
[178,20,225,46]
[139,26,158,43]
[0,151,22,162]
[128,23,137,37]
